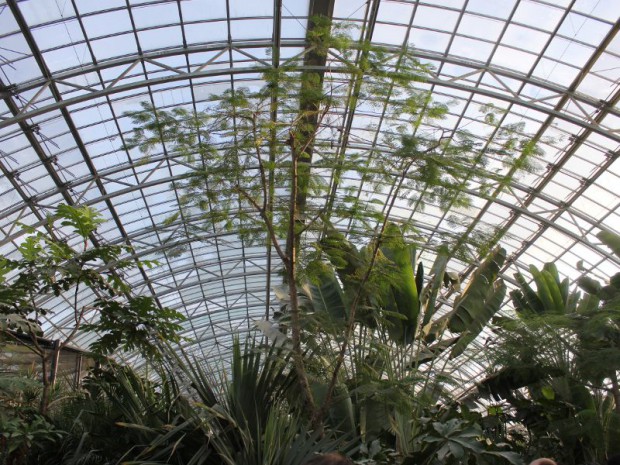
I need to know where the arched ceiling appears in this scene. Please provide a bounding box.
[0,0,619,384]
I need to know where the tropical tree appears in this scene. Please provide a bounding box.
[268,224,516,463]
[0,204,185,415]
[124,16,540,430]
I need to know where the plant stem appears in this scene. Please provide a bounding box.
[287,137,318,424]
[315,156,419,425]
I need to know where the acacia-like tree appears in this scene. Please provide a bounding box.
[125,18,540,427]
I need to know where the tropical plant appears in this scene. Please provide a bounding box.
[265,225,512,462]
[24,360,197,465]
[111,337,355,465]
[397,404,522,465]
[0,412,63,465]
[124,15,540,429]
[15,230,518,465]
[0,368,72,465]
[0,204,186,415]
[478,229,620,464]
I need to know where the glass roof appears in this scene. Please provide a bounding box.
[0,0,618,386]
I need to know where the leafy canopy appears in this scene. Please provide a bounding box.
[124,20,540,262]
[0,204,186,362]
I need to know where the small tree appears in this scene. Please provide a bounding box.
[0,204,185,414]
[125,19,539,427]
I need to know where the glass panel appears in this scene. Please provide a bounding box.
[132,2,180,28]
[512,0,565,32]
[81,9,133,37]
[412,5,460,33]
[458,13,505,42]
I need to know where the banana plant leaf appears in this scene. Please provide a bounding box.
[411,336,460,365]
[448,247,506,335]
[433,247,507,360]
[449,279,506,359]
[420,248,449,327]
[311,381,356,435]
[301,267,347,320]
[529,265,563,313]
[380,223,420,345]
[514,262,583,317]
[477,365,565,401]
[320,227,364,289]
[512,272,544,315]
[598,230,620,258]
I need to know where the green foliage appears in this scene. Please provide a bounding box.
[482,241,620,464]
[83,296,186,360]
[400,406,522,465]
[420,246,449,329]
[116,337,353,465]
[290,224,429,348]
[0,204,184,418]
[0,204,180,352]
[442,247,507,358]
[124,28,538,255]
[448,247,506,333]
[379,223,420,344]
[598,230,620,258]
[0,205,132,338]
[272,229,522,462]
[33,362,197,465]
[0,413,64,465]
[301,266,347,320]
[0,371,64,465]
[55,203,105,238]
[120,20,542,459]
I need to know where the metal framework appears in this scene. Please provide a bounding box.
[0,0,618,383]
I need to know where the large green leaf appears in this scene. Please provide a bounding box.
[412,336,460,365]
[380,223,420,344]
[598,230,620,258]
[529,265,560,313]
[320,228,364,289]
[420,247,449,327]
[512,272,544,315]
[450,279,507,359]
[477,365,565,401]
[447,247,506,335]
[56,203,105,238]
[514,262,583,317]
[301,267,347,320]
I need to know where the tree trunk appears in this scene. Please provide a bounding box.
[287,145,318,427]
[39,355,50,415]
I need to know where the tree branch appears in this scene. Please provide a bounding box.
[58,282,84,352]
[286,141,318,424]
[251,113,269,213]
[0,329,43,358]
[235,187,288,264]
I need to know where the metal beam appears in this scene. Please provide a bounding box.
[7,40,615,118]
[2,47,618,143]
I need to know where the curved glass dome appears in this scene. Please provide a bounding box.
[0,0,618,387]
